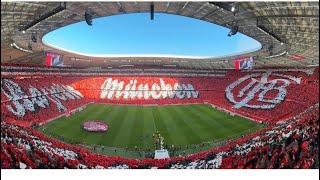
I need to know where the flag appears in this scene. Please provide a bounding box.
[234,56,254,70]
[45,52,64,66]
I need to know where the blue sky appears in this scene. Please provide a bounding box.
[43,13,261,58]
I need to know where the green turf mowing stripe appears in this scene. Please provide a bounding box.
[107,105,131,147]
[191,105,228,129]
[194,105,247,138]
[112,106,138,149]
[170,105,203,144]
[141,108,156,149]
[128,106,145,149]
[93,105,121,146]
[178,105,220,140]
[152,106,182,146]
[156,106,193,146]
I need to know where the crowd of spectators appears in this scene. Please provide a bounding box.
[1,67,319,125]
[1,65,319,169]
[1,104,318,169]
[219,104,319,168]
[1,76,91,126]
[1,64,226,77]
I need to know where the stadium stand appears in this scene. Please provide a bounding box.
[1,1,319,170]
[2,67,318,125]
[1,103,318,169]
[1,65,319,169]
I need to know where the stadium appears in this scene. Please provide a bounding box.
[1,1,319,170]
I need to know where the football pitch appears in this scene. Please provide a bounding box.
[39,104,264,158]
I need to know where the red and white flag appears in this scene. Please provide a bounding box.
[234,56,254,70]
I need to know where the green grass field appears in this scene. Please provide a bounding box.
[39,104,264,158]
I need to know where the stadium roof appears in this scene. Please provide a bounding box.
[1,1,319,69]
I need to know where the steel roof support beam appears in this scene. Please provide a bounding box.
[20,2,66,32]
